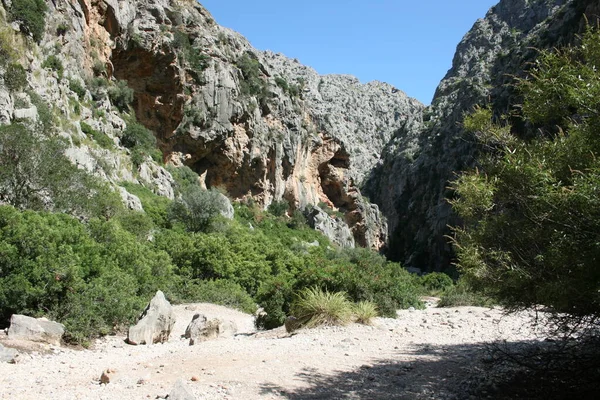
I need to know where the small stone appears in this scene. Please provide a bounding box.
[100,369,114,384]
[191,376,200,382]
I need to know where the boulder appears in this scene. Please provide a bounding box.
[184,314,237,345]
[167,379,196,400]
[127,290,175,345]
[0,344,18,363]
[7,315,64,345]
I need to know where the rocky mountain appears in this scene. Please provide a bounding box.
[365,0,599,271]
[0,0,425,249]
[0,0,596,269]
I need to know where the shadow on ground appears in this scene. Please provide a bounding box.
[260,340,600,400]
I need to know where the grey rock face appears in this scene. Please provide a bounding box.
[0,343,18,363]
[127,290,175,345]
[7,315,65,346]
[366,0,584,270]
[118,186,143,211]
[167,379,197,400]
[306,206,355,248]
[184,313,237,345]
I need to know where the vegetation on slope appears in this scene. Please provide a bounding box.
[451,27,600,322]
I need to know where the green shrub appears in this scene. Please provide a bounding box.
[119,182,171,228]
[438,279,494,308]
[174,279,257,314]
[167,186,229,232]
[107,80,134,112]
[237,53,269,99]
[69,79,86,100]
[420,272,454,293]
[353,301,378,325]
[166,165,200,194]
[4,63,27,92]
[297,247,424,317]
[56,22,69,36]
[9,0,48,43]
[121,120,155,149]
[291,287,354,329]
[42,55,63,79]
[173,29,209,73]
[267,200,289,217]
[27,91,53,133]
[80,121,113,149]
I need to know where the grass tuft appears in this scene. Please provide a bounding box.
[291,287,353,329]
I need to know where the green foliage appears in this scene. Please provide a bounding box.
[4,63,27,92]
[297,247,424,317]
[167,186,229,233]
[438,279,494,308]
[121,120,155,149]
[267,200,289,217]
[237,53,269,99]
[420,272,454,293]
[56,22,69,36]
[119,182,171,228]
[9,0,48,43]
[27,91,53,133]
[173,279,257,314]
[291,287,354,328]
[451,28,600,319]
[107,80,134,112]
[0,206,173,342]
[80,121,114,149]
[120,119,160,166]
[0,28,16,67]
[173,29,209,77]
[69,79,86,100]
[275,76,301,97]
[0,123,121,218]
[166,165,200,195]
[353,301,378,325]
[42,55,63,79]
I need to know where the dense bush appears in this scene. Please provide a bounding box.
[167,186,229,232]
[173,29,209,76]
[4,63,27,92]
[9,0,48,43]
[42,55,63,79]
[237,53,269,100]
[420,272,454,293]
[0,123,121,217]
[80,121,114,149]
[69,79,86,100]
[451,28,600,320]
[107,80,134,112]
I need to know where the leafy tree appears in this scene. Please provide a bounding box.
[0,123,122,218]
[9,0,48,43]
[107,80,134,112]
[450,28,600,320]
[167,186,229,232]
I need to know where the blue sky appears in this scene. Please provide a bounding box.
[199,1,498,105]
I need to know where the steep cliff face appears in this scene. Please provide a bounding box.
[366,0,598,270]
[0,0,424,249]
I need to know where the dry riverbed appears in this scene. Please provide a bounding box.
[0,303,549,399]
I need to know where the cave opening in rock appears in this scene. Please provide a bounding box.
[111,43,185,154]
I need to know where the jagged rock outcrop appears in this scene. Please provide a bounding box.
[0,0,427,250]
[63,0,422,249]
[366,0,596,270]
[184,313,237,345]
[7,315,65,345]
[127,290,175,345]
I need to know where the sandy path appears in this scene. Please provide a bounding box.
[0,304,547,399]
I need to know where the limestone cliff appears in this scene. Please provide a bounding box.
[366,0,598,270]
[0,0,425,249]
